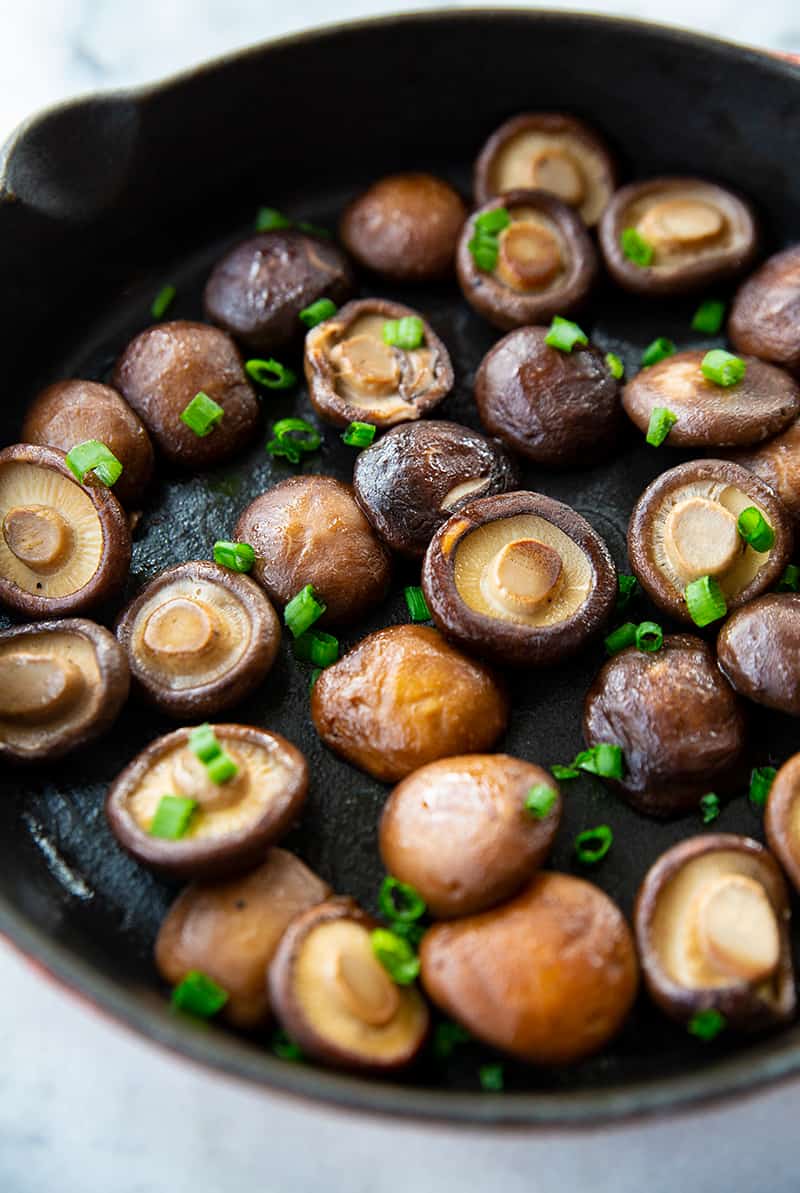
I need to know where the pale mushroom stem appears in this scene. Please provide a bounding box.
[171,748,246,812]
[496,221,563,289]
[637,199,725,255]
[663,497,741,582]
[3,504,73,571]
[0,652,84,723]
[484,537,563,615]
[529,146,586,206]
[330,335,401,397]
[332,945,400,1027]
[143,597,220,660]
[691,873,780,984]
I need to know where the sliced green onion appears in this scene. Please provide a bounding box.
[309,667,322,690]
[621,227,654,267]
[776,564,800,592]
[616,574,639,613]
[545,316,588,353]
[468,207,511,271]
[524,783,558,819]
[574,743,625,780]
[475,208,512,236]
[383,316,425,351]
[479,1063,504,1092]
[433,1021,471,1060]
[646,406,678,447]
[255,206,292,231]
[605,352,624,380]
[469,237,500,271]
[171,970,228,1018]
[65,440,123,488]
[688,1009,726,1041]
[389,920,426,949]
[294,630,339,668]
[189,723,219,763]
[284,584,326,638]
[404,586,431,622]
[272,1029,304,1061]
[635,621,663,653]
[691,299,726,334]
[370,928,420,985]
[737,507,775,552]
[151,283,176,320]
[699,792,720,824]
[685,575,727,627]
[574,824,614,864]
[379,876,426,923]
[150,795,197,839]
[749,765,777,810]
[266,417,321,465]
[641,337,676,368]
[551,763,580,781]
[245,358,297,389]
[341,421,376,448]
[296,221,330,238]
[212,541,255,573]
[605,622,637,655]
[206,752,239,785]
[180,391,224,437]
[701,349,746,387]
[299,298,338,329]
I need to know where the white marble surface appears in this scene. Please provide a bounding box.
[3,3,800,1191]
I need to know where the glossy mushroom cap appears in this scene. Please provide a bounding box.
[599,177,758,295]
[473,112,617,226]
[115,561,281,719]
[583,634,746,817]
[422,491,617,668]
[203,230,354,354]
[352,421,517,558]
[379,755,561,918]
[235,475,391,624]
[340,173,466,281]
[622,351,800,448]
[105,725,308,880]
[420,872,638,1065]
[0,618,129,764]
[304,298,453,428]
[475,326,623,467]
[765,754,800,896]
[628,459,792,624]
[0,443,131,619]
[729,245,800,374]
[310,624,509,782]
[726,417,800,522]
[155,848,331,1029]
[717,594,800,715]
[268,898,430,1071]
[112,321,260,467]
[457,191,598,331]
[635,835,795,1030]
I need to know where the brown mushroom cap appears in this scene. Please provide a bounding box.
[729,245,800,374]
[105,724,308,880]
[112,321,260,467]
[340,173,467,282]
[115,560,281,719]
[725,416,800,522]
[352,420,517,558]
[622,351,800,448]
[717,594,800,715]
[303,298,454,428]
[203,230,354,354]
[0,443,131,619]
[583,634,747,817]
[474,326,623,466]
[310,624,509,782]
[635,834,795,1030]
[457,190,598,332]
[235,475,391,624]
[422,491,617,668]
[628,459,792,624]
[765,754,800,896]
[155,847,331,1029]
[473,113,617,226]
[379,754,561,918]
[599,177,758,296]
[0,618,129,764]
[420,872,638,1064]
[268,897,430,1071]
[21,380,155,508]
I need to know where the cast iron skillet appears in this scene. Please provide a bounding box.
[2,10,800,1127]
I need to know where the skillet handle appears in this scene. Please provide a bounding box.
[771,50,800,67]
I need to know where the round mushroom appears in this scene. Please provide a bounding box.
[0,443,131,619]
[420,872,638,1064]
[474,326,623,466]
[582,634,747,817]
[340,173,466,282]
[729,245,800,374]
[0,618,129,764]
[622,351,800,448]
[379,755,561,918]
[457,190,598,331]
[635,835,795,1031]
[155,847,331,1029]
[235,475,391,624]
[268,897,430,1072]
[765,754,800,896]
[112,321,260,467]
[352,420,517,558]
[627,459,792,625]
[115,561,281,719]
[105,724,308,880]
[717,594,800,715]
[203,230,354,354]
[422,491,617,668]
[310,624,509,782]
[599,177,758,296]
[725,416,800,523]
[473,112,617,226]
[304,298,453,428]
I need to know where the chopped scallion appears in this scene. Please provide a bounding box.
[245,358,297,389]
[478,1063,504,1092]
[65,440,123,488]
[294,629,339,668]
[266,417,321,464]
[309,667,322,690]
[468,207,511,271]
[433,1021,471,1060]
[370,928,420,985]
[272,1029,304,1061]
[551,763,580,781]
[383,316,425,351]
[685,575,727,627]
[574,743,625,780]
[150,794,196,839]
[255,206,292,231]
[605,622,638,655]
[749,765,777,809]
[299,298,338,329]
[574,824,614,864]
[212,540,255,573]
[699,792,720,824]
[474,207,512,236]
[545,316,589,353]
[341,421,376,448]
[524,783,558,819]
[605,352,625,380]
[404,586,430,622]
[379,876,426,924]
[635,620,663,653]
[180,391,224,437]
[189,723,219,764]
[616,574,640,613]
[641,337,676,368]
[688,1009,726,1041]
[691,299,726,335]
[171,970,228,1018]
[646,406,678,447]
[206,752,239,785]
[284,584,326,638]
[737,507,775,552]
[620,227,654,267]
[776,564,800,592]
[151,283,176,320]
[701,349,746,387]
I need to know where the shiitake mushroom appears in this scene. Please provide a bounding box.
[729,245,800,374]
[765,754,800,896]
[726,417,800,522]
[717,594,800,715]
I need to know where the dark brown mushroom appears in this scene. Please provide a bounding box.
[105,724,308,880]
[352,420,517,558]
[0,443,131,619]
[422,491,617,668]
[729,245,800,374]
[268,897,430,1071]
[203,230,354,354]
[340,173,466,281]
[379,754,561,918]
[582,634,747,817]
[627,459,792,625]
[765,754,800,895]
[0,618,129,764]
[235,475,391,624]
[304,298,453,428]
[420,872,638,1064]
[717,594,800,715]
[725,417,800,522]
[112,321,260,467]
[310,624,509,782]
[474,326,623,466]
[457,190,598,331]
[635,835,795,1031]
[599,177,758,296]
[473,112,617,226]
[115,561,280,719]
[155,847,331,1029]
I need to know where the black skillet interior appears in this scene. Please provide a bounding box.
[2,11,800,1126]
